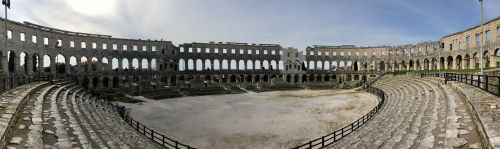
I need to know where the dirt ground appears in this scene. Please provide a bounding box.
[121,89,378,149]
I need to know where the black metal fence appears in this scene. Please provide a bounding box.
[291,85,386,149]
[88,93,196,149]
[418,72,500,97]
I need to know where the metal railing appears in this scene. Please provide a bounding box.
[418,72,500,97]
[291,85,386,149]
[87,92,196,149]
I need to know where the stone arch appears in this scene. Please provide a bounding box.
[222,59,229,70]
[270,60,277,70]
[179,59,186,71]
[246,60,253,70]
[142,58,149,70]
[379,61,385,71]
[195,59,202,71]
[316,61,323,70]
[213,59,220,70]
[102,77,110,88]
[113,76,119,88]
[43,55,52,72]
[55,54,66,73]
[82,77,89,89]
[204,59,212,70]
[151,59,157,70]
[32,54,39,72]
[324,61,330,70]
[187,59,194,70]
[20,52,28,73]
[255,60,261,70]
[447,56,453,70]
[263,60,269,70]
[92,77,99,88]
[230,60,237,70]
[464,54,471,69]
[122,58,129,70]
[309,61,315,70]
[239,60,245,70]
[353,61,359,71]
[455,55,462,70]
[8,51,16,73]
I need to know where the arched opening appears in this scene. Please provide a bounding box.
[263,75,269,82]
[32,54,39,72]
[92,77,99,88]
[8,51,16,73]
[132,58,139,70]
[170,76,177,86]
[113,76,119,88]
[222,59,229,70]
[286,75,291,83]
[447,56,453,69]
[43,55,51,72]
[122,58,129,71]
[379,61,385,71]
[409,60,414,70]
[103,77,109,88]
[230,60,237,70]
[301,74,307,83]
[255,75,261,83]
[213,59,220,70]
[439,57,445,69]
[456,55,462,70]
[246,60,253,70]
[246,75,252,82]
[151,59,157,70]
[70,56,77,73]
[239,60,245,70]
[353,61,359,71]
[464,54,471,69]
[230,75,237,83]
[204,59,212,70]
[20,52,28,73]
[142,58,149,70]
[91,57,98,71]
[179,59,186,71]
[483,51,490,68]
[55,54,66,73]
[82,77,89,89]
[294,74,299,83]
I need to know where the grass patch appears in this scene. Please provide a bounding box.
[181,86,231,96]
[305,84,338,90]
[143,88,183,100]
[248,84,304,92]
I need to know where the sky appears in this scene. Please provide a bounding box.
[7,0,500,51]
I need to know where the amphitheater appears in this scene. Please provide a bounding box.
[0,8,499,149]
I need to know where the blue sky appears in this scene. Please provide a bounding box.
[9,0,500,50]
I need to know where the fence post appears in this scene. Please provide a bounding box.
[485,76,489,91]
[321,136,325,147]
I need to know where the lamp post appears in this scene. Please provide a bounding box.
[479,0,484,75]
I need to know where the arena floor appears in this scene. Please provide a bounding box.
[121,89,378,148]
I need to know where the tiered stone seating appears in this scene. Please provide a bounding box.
[5,83,160,148]
[329,75,484,148]
[446,79,500,148]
